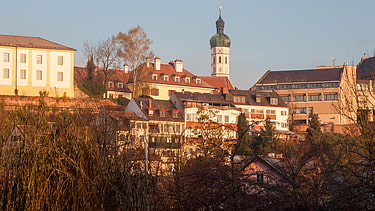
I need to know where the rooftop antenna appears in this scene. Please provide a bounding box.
[331,57,336,66]
[219,6,222,16]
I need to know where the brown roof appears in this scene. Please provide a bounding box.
[357,56,375,80]
[200,76,234,90]
[0,34,76,51]
[74,66,132,93]
[228,90,287,107]
[133,98,184,122]
[256,68,344,85]
[130,62,214,88]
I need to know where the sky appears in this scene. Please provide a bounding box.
[2,0,375,89]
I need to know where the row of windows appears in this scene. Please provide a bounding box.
[248,108,287,116]
[108,81,124,89]
[212,55,228,64]
[151,74,201,84]
[281,93,338,102]
[3,53,64,65]
[2,69,63,81]
[256,82,339,90]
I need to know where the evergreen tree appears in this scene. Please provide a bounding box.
[236,113,252,155]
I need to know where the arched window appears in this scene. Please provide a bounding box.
[219,56,222,63]
[225,57,228,64]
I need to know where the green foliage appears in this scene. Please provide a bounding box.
[252,119,277,155]
[78,80,106,98]
[138,94,153,99]
[236,113,252,155]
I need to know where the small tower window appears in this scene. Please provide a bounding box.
[152,74,157,80]
[219,56,222,63]
[225,57,228,64]
[213,56,215,64]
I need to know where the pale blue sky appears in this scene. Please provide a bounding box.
[2,0,375,89]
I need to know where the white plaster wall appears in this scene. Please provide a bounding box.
[49,51,71,88]
[0,47,13,85]
[31,50,47,87]
[17,49,29,86]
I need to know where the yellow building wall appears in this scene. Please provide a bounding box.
[147,83,214,100]
[0,46,75,98]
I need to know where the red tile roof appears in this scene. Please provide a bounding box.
[200,76,234,90]
[0,34,76,51]
[130,62,214,88]
[133,98,184,122]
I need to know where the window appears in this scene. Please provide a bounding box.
[233,96,246,103]
[58,56,63,65]
[20,69,26,79]
[57,72,63,81]
[108,82,114,88]
[36,55,42,64]
[225,56,228,64]
[195,78,201,84]
[294,107,307,114]
[281,95,291,102]
[293,83,307,89]
[109,94,114,98]
[263,85,277,90]
[152,74,157,80]
[175,76,180,82]
[160,110,166,117]
[357,83,369,91]
[324,82,339,88]
[251,109,263,114]
[278,84,292,90]
[294,95,306,102]
[219,56,222,63]
[118,83,123,88]
[20,54,26,63]
[36,70,43,80]
[256,173,264,183]
[172,111,179,118]
[270,97,278,105]
[118,95,123,98]
[266,110,276,115]
[308,107,313,118]
[163,75,169,81]
[281,110,287,116]
[308,94,321,101]
[185,77,190,83]
[255,85,263,90]
[217,115,222,123]
[3,69,9,79]
[186,113,192,121]
[168,90,176,96]
[324,93,338,101]
[3,53,9,62]
[309,83,323,88]
[225,116,230,123]
[151,88,159,96]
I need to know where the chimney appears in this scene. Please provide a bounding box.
[235,87,238,90]
[155,57,161,70]
[123,64,129,73]
[174,59,183,72]
[148,99,152,108]
[146,57,151,68]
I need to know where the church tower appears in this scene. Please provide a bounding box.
[210,7,231,78]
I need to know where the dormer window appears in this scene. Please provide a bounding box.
[270,97,278,105]
[175,76,180,82]
[160,109,166,117]
[233,96,246,103]
[118,82,123,89]
[152,74,158,80]
[185,77,190,83]
[148,108,154,116]
[172,110,179,118]
[164,75,169,81]
[195,78,201,85]
[108,82,114,88]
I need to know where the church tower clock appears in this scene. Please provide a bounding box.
[210,7,231,78]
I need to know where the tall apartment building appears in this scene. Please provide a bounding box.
[0,35,76,97]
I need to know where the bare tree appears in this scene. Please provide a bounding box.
[115,26,154,97]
